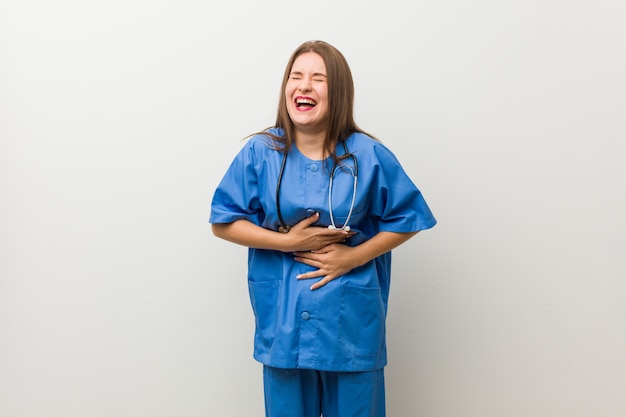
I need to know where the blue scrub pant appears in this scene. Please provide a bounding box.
[263,366,386,417]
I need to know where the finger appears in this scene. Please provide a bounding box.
[293,211,320,229]
[327,235,349,243]
[308,244,336,254]
[294,249,326,257]
[310,276,332,290]
[296,270,325,280]
[294,256,322,268]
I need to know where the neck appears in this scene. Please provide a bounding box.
[294,130,328,160]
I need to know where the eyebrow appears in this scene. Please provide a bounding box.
[290,71,327,77]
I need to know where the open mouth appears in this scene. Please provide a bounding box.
[295,97,317,109]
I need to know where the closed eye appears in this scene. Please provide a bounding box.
[289,71,303,80]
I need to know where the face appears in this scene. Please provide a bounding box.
[285,52,329,136]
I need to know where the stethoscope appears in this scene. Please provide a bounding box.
[276,141,358,233]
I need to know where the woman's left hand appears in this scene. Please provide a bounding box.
[294,244,360,290]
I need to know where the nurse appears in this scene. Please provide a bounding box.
[210,40,436,417]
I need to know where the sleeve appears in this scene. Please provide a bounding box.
[369,144,437,233]
[209,140,265,226]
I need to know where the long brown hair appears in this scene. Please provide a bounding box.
[257,40,375,160]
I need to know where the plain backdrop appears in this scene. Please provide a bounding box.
[1,1,625,416]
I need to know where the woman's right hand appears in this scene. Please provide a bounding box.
[212,214,353,253]
[284,212,353,252]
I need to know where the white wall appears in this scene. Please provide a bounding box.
[1,1,625,416]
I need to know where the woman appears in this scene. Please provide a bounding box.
[210,40,436,417]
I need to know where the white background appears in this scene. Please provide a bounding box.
[1,1,625,416]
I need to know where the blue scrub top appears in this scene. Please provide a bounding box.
[210,129,436,371]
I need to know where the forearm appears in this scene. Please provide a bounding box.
[212,220,288,252]
[350,231,418,268]
[293,230,420,289]
[212,217,350,253]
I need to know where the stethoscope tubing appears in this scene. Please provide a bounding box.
[328,154,358,231]
[276,141,358,233]
[276,146,290,233]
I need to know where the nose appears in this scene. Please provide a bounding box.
[297,77,312,92]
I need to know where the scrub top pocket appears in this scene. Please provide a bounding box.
[249,280,282,348]
[330,206,366,233]
[338,284,386,359]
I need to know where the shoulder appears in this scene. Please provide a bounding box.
[241,128,284,160]
[348,132,400,165]
[246,127,282,148]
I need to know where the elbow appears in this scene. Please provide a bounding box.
[212,223,227,238]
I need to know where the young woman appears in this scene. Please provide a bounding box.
[210,40,436,417]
